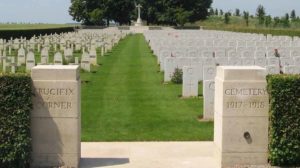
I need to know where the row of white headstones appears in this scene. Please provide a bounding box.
[144,29,300,120]
[0,28,129,73]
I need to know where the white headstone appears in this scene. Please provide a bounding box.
[17,47,26,66]
[182,66,198,97]
[54,52,63,65]
[203,80,215,120]
[164,57,176,82]
[26,51,35,71]
[267,66,280,74]
[255,58,267,67]
[81,52,90,72]
[89,48,97,65]
[41,48,49,65]
[203,66,216,80]
[64,48,73,61]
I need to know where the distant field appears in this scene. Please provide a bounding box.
[190,16,300,37]
[0,24,74,30]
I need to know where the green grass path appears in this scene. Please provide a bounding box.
[81,34,213,141]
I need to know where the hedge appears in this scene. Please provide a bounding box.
[0,27,74,40]
[0,74,32,168]
[267,75,300,166]
[174,26,201,30]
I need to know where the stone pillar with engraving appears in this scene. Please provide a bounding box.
[31,65,81,168]
[214,66,269,167]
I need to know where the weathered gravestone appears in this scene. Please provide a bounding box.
[41,48,49,65]
[203,80,215,120]
[17,47,26,66]
[81,52,91,72]
[89,48,97,65]
[191,57,203,81]
[203,66,216,81]
[31,65,81,168]
[182,66,198,97]
[64,48,73,62]
[214,66,269,167]
[26,51,35,71]
[164,57,176,82]
[54,52,63,65]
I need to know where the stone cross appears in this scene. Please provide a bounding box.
[136,4,142,19]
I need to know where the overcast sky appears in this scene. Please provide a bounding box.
[0,0,300,24]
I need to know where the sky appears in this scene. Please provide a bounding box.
[0,0,300,24]
[212,0,300,17]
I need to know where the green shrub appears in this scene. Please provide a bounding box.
[0,74,32,168]
[267,75,300,166]
[0,27,74,40]
[171,68,183,84]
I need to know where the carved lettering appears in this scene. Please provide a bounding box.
[226,101,266,109]
[225,88,267,96]
[37,88,74,96]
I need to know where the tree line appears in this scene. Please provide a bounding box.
[210,5,299,28]
[69,0,212,26]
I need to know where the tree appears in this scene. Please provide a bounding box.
[220,10,224,16]
[273,17,280,27]
[282,13,290,27]
[235,9,240,16]
[243,11,249,26]
[145,0,212,25]
[291,10,296,21]
[69,0,91,25]
[256,5,266,25]
[209,8,215,16]
[89,8,105,25]
[107,0,135,25]
[224,12,230,24]
[69,0,212,26]
[176,8,192,27]
[215,9,219,16]
[265,15,272,27]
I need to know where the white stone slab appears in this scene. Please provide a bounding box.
[182,66,198,97]
[267,66,280,74]
[54,52,63,65]
[26,51,35,71]
[31,65,81,168]
[164,57,176,82]
[214,66,268,167]
[203,80,215,120]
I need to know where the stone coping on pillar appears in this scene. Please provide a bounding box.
[32,65,80,81]
[216,66,267,81]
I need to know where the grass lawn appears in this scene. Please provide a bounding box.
[0,24,73,30]
[81,34,213,142]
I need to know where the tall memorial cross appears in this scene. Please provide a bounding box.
[136,4,142,19]
[135,4,143,26]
